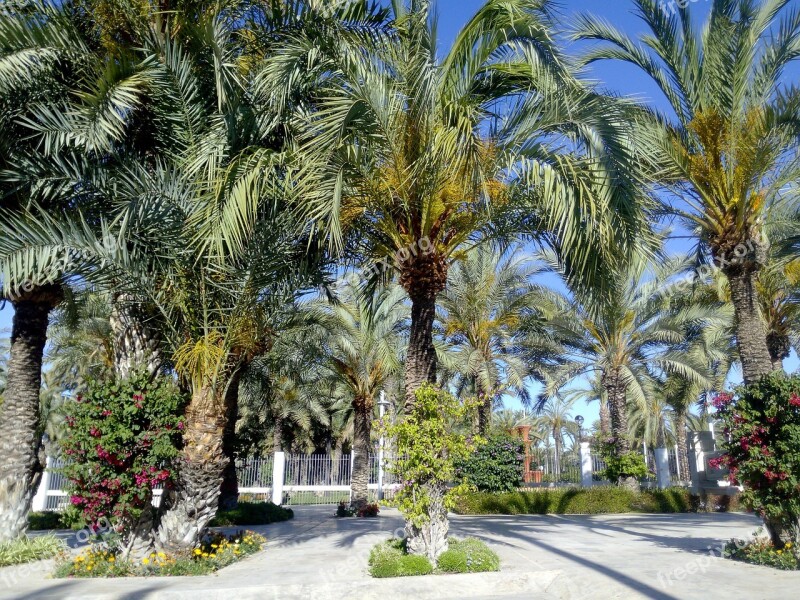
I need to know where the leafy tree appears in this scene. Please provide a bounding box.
[574,0,800,382]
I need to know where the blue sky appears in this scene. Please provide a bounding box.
[1,0,799,427]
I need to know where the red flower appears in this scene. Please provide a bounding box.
[712,392,734,410]
[789,394,800,408]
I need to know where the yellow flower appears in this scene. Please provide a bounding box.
[194,549,202,555]
[76,556,84,562]
[202,553,209,558]
[211,544,218,549]
[786,542,793,549]
[142,558,150,565]
[108,557,115,563]
[157,552,166,559]
[777,550,783,555]
[86,566,92,572]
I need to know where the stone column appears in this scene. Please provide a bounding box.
[271,452,285,506]
[579,442,593,488]
[654,447,671,489]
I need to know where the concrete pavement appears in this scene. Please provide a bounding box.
[1,506,797,599]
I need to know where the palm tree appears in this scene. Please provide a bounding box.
[267,0,654,411]
[533,258,723,485]
[536,396,578,478]
[439,246,541,434]
[759,255,800,370]
[307,283,407,509]
[574,0,800,383]
[0,333,8,403]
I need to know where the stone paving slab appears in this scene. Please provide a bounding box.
[1,506,798,599]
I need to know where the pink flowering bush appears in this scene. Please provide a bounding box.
[714,373,800,549]
[60,372,186,531]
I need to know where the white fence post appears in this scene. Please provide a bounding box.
[32,456,52,512]
[271,452,285,506]
[349,450,355,503]
[579,442,593,488]
[654,447,671,489]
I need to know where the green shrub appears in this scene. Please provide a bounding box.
[0,535,65,567]
[598,441,649,481]
[60,372,185,530]
[368,539,434,578]
[209,501,293,526]
[437,538,499,573]
[455,434,523,493]
[453,487,733,515]
[28,512,65,531]
[714,373,800,547]
[335,500,355,517]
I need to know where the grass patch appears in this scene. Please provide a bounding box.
[27,511,66,531]
[454,487,742,515]
[209,501,293,526]
[53,530,265,578]
[0,535,65,567]
[368,539,434,578]
[437,538,499,574]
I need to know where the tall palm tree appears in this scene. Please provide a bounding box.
[533,258,723,482]
[438,246,540,434]
[574,0,800,383]
[536,396,578,478]
[307,283,407,509]
[266,0,654,411]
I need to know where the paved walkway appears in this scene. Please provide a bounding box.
[1,506,798,599]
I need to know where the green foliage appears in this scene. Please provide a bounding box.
[725,535,799,570]
[452,487,731,515]
[380,384,481,526]
[455,434,523,493]
[0,535,65,567]
[598,441,649,481]
[437,538,500,574]
[368,539,434,578]
[715,373,800,544]
[27,511,66,531]
[60,372,186,528]
[209,502,293,527]
[54,531,265,578]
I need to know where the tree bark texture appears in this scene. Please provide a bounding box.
[404,481,449,563]
[218,371,242,511]
[0,285,61,542]
[350,395,372,510]
[110,293,162,380]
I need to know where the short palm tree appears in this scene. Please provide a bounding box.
[307,284,407,508]
[573,0,800,383]
[536,396,578,478]
[439,246,541,434]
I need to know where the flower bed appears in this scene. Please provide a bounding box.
[53,530,265,578]
[725,535,799,570]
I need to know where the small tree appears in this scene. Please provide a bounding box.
[381,385,480,563]
[61,372,185,558]
[714,373,800,548]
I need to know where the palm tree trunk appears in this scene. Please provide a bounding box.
[724,265,774,384]
[350,396,372,509]
[154,384,227,552]
[553,427,562,478]
[477,382,492,435]
[599,398,611,436]
[404,481,449,563]
[400,252,448,409]
[110,293,162,379]
[766,331,790,371]
[675,411,690,484]
[0,285,61,543]
[602,367,630,455]
[403,291,439,408]
[272,416,283,453]
[218,370,242,511]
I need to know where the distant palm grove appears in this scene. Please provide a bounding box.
[0,0,798,561]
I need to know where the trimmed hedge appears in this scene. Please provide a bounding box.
[437,538,499,573]
[28,511,67,531]
[455,434,524,493]
[453,487,742,515]
[209,501,293,526]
